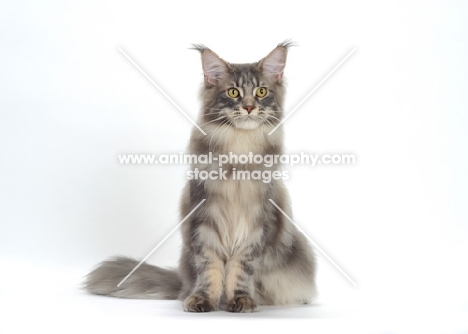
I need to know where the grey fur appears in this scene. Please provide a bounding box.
[85,42,316,312]
[85,256,181,299]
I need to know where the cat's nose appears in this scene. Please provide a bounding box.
[242,105,255,113]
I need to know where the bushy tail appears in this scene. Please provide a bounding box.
[84,257,182,300]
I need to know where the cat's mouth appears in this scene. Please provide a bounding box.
[231,115,262,130]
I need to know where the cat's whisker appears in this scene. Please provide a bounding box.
[260,118,272,136]
[212,121,231,152]
[208,121,224,149]
[213,121,232,150]
[265,114,281,121]
[208,119,229,152]
[264,117,280,127]
[259,115,275,129]
[265,118,275,128]
[201,116,227,126]
[203,112,226,117]
[204,110,225,114]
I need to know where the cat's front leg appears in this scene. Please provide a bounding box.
[224,246,260,313]
[183,247,224,312]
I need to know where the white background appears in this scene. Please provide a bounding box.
[1,1,467,333]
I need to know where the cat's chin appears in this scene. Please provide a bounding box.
[234,119,261,130]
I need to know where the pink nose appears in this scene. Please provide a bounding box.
[243,105,255,113]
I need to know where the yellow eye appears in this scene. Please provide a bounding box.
[256,87,268,98]
[227,88,239,98]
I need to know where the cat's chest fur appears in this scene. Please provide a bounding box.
[192,126,281,256]
[204,177,266,256]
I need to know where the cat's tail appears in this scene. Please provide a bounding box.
[84,256,182,300]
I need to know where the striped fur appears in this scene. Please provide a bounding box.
[85,41,316,312]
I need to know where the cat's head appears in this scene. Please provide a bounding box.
[194,41,291,131]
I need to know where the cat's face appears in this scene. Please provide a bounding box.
[196,44,289,131]
[203,64,282,131]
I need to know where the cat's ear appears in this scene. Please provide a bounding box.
[200,49,230,86]
[259,42,291,82]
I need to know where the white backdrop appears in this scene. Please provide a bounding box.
[1,1,467,332]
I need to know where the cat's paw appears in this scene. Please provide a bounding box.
[226,295,257,313]
[183,294,215,313]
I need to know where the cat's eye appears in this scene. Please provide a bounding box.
[256,87,268,98]
[227,88,239,98]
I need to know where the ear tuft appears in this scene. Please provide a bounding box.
[276,39,296,50]
[191,43,210,53]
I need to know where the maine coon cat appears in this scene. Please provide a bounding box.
[85,41,316,312]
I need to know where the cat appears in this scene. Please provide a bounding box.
[85,41,316,312]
